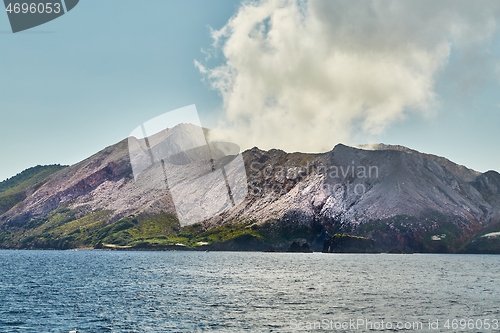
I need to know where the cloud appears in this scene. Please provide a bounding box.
[196,0,500,152]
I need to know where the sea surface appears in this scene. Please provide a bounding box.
[0,250,499,332]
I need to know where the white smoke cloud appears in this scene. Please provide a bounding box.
[196,0,500,152]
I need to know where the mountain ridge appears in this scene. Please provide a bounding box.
[356,143,481,182]
[1,129,499,253]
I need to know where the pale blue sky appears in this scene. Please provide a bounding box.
[1,0,499,181]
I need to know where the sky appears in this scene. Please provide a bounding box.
[1,0,500,181]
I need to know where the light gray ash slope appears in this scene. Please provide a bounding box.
[1,124,499,251]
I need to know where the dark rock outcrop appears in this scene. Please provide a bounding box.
[264,245,277,252]
[287,241,313,253]
[322,234,378,253]
[2,123,500,252]
[202,234,268,251]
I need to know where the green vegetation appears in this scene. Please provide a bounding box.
[256,219,310,242]
[0,164,67,215]
[459,220,500,254]
[1,201,492,252]
[329,233,367,240]
[1,206,111,249]
[323,233,377,253]
[107,217,266,249]
[0,191,26,216]
[0,203,317,250]
[461,235,500,254]
[189,220,263,245]
[353,213,474,253]
[0,164,67,193]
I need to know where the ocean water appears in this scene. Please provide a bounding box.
[0,251,499,333]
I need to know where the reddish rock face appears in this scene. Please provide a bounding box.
[1,125,500,252]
